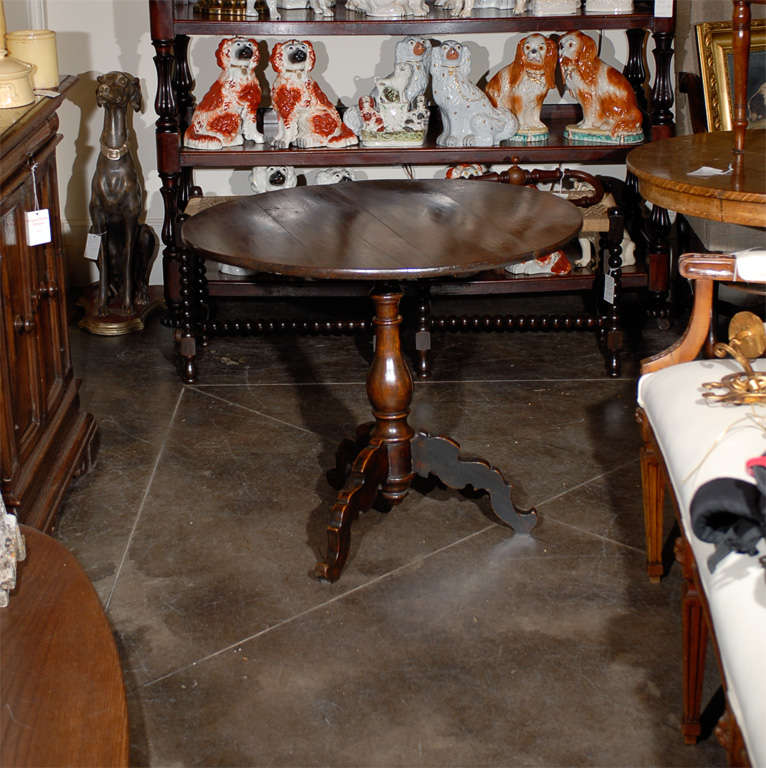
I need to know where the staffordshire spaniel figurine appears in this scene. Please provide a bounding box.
[184,37,264,150]
[269,40,358,149]
[558,31,643,144]
[431,41,518,147]
[485,34,558,143]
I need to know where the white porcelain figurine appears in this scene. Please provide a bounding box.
[584,0,634,13]
[529,0,578,14]
[506,250,573,276]
[437,0,526,17]
[558,31,644,144]
[444,163,488,179]
[344,37,431,147]
[217,166,300,277]
[485,34,558,143]
[245,0,282,20]
[275,0,335,10]
[431,41,518,147]
[0,497,25,608]
[345,0,428,18]
[313,168,358,184]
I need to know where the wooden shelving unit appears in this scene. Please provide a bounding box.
[149,0,676,379]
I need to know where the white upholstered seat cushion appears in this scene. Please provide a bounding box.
[638,358,766,767]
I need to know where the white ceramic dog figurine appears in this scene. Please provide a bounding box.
[344,37,431,146]
[249,165,298,194]
[558,31,643,143]
[216,166,300,277]
[431,41,518,147]
[245,0,281,19]
[185,38,263,150]
[530,0,578,13]
[506,249,572,276]
[275,0,335,10]
[444,163,488,179]
[345,0,427,16]
[269,40,358,149]
[485,34,557,142]
[313,168,357,184]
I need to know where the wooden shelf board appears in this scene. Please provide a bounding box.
[203,265,648,298]
[180,110,642,168]
[172,0,662,35]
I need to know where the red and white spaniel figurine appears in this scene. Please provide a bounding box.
[269,40,358,149]
[485,34,558,142]
[184,37,263,150]
[558,31,643,143]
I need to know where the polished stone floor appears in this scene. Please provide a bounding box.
[56,293,726,767]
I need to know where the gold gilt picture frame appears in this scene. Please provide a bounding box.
[696,18,766,132]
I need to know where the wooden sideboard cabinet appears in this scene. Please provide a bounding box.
[0,77,97,531]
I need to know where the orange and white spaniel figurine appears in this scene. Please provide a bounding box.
[485,34,557,143]
[184,37,263,150]
[269,40,358,149]
[558,31,643,144]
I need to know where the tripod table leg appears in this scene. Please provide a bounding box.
[315,440,389,583]
[411,433,537,533]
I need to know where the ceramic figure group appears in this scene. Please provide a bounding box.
[344,37,431,146]
[345,0,427,16]
[184,31,644,153]
[184,37,264,149]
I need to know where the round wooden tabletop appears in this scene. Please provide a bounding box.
[626,130,766,227]
[0,526,129,767]
[182,179,583,280]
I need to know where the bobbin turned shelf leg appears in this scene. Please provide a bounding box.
[315,284,414,582]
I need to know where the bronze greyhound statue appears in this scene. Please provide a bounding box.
[89,71,156,317]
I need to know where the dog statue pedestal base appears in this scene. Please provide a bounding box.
[77,284,164,336]
[564,125,643,145]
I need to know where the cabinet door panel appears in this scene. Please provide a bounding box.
[1,188,43,468]
[33,157,68,417]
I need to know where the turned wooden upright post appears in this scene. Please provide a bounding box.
[368,284,415,503]
[731,1,766,154]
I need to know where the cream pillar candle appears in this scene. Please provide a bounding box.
[6,29,58,89]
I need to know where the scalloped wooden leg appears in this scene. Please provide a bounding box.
[410,433,537,533]
[327,422,375,490]
[315,440,388,583]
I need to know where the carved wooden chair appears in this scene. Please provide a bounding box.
[636,251,766,766]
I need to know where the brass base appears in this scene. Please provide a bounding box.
[76,284,164,336]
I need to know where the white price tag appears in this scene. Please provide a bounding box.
[603,273,616,305]
[24,209,51,246]
[654,0,672,17]
[84,232,103,262]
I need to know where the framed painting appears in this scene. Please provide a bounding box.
[696,18,766,131]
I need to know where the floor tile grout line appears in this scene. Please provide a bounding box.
[140,523,498,690]
[534,457,646,555]
[542,516,646,555]
[104,387,186,612]
[187,385,317,435]
[136,457,644,688]
[534,458,638,509]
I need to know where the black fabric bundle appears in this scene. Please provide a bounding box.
[690,455,766,573]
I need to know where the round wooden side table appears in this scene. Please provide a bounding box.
[183,179,582,581]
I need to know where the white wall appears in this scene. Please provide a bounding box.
[3,0,748,286]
